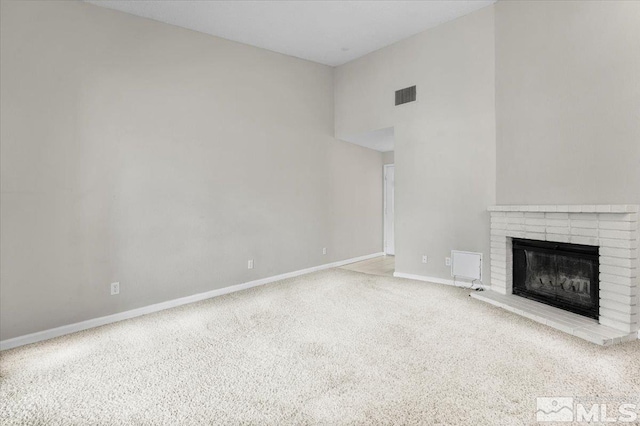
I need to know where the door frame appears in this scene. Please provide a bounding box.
[383,164,395,255]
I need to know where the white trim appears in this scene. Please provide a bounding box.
[392,271,489,291]
[0,252,384,351]
[393,272,487,290]
[393,272,455,287]
[383,164,395,255]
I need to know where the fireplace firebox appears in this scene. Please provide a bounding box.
[512,238,599,320]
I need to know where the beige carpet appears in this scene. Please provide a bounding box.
[1,269,639,425]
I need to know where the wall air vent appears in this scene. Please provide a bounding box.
[395,85,416,106]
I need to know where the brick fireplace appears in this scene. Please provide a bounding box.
[473,205,639,345]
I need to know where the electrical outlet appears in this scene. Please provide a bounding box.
[110,282,120,295]
[248,259,254,269]
[422,255,428,264]
[322,247,327,255]
[445,257,451,266]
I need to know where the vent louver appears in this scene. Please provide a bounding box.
[395,85,416,106]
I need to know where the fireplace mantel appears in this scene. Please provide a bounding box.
[488,205,639,213]
[474,204,639,345]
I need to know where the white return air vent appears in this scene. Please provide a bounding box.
[451,250,482,281]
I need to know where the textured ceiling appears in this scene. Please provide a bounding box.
[85,1,495,66]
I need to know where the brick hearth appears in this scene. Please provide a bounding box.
[481,205,639,345]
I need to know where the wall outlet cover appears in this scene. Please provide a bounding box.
[422,255,428,264]
[322,248,327,255]
[248,259,254,269]
[110,282,120,295]
[445,257,451,266]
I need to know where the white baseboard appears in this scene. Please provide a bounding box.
[0,252,384,351]
[393,271,487,290]
[393,272,455,286]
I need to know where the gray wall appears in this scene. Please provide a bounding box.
[335,0,640,285]
[0,0,383,340]
[382,152,394,165]
[496,0,640,205]
[335,7,496,283]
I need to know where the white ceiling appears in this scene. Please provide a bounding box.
[86,0,495,66]
[343,127,395,153]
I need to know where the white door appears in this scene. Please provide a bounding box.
[384,165,395,255]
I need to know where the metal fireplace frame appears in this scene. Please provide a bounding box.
[512,238,599,320]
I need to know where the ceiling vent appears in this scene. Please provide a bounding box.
[395,85,416,106]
